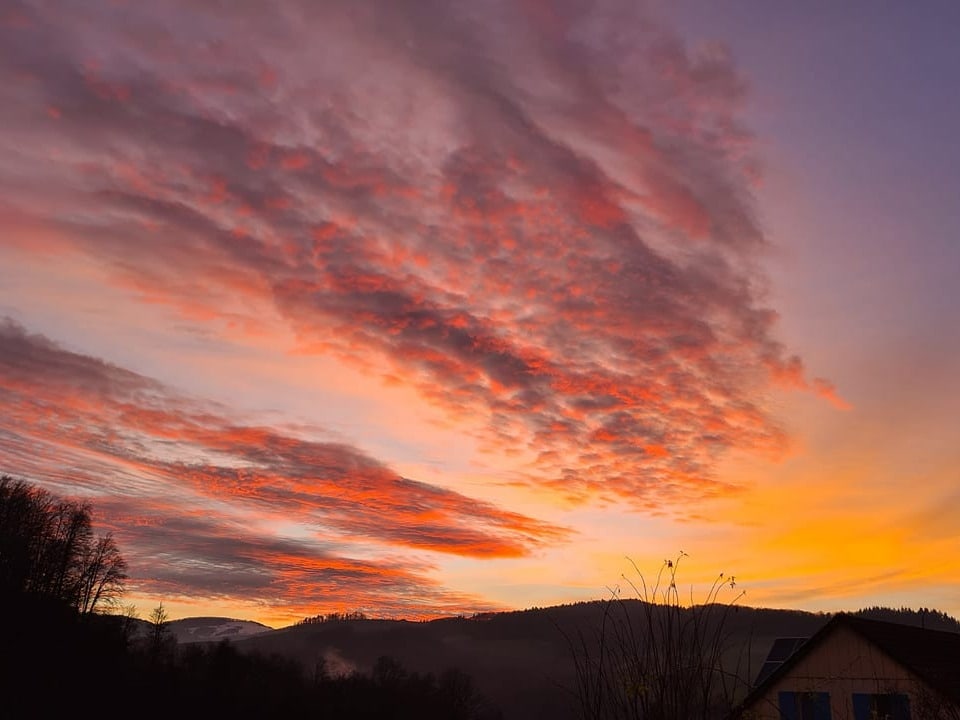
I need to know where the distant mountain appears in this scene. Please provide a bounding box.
[166,616,273,643]
[125,615,273,644]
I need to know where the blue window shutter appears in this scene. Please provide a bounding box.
[851,692,911,720]
[779,691,799,720]
[814,691,832,720]
[852,693,872,720]
[893,693,910,720]
[853,693,873,720]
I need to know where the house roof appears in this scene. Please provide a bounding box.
[734,614,960,716]
[841,615,960,703]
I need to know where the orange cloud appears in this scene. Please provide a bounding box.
[0,320,567,617]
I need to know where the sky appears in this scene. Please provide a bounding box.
[0,1,957,628]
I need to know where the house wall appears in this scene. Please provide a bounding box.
[743,625,929,720]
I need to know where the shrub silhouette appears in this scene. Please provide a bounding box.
[563,552,751,720]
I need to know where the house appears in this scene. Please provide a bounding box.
[733,614,960,720]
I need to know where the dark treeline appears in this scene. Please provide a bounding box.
[298,610,371,624]
[0,477,500,719]
[854,605,960,633]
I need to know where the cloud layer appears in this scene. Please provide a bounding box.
[0,1,842,617]
[0,319,563,617]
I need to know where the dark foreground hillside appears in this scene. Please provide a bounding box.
[0,590,501,719]
[236,602,960,720]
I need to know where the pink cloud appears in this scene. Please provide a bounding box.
[0,0,842,517]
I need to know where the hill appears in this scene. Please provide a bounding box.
[98,602,953,719]
[229,601,960,719]
[125,615,273,644]
[167,616,273,643]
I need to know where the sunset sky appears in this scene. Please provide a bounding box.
[1,1,958,628]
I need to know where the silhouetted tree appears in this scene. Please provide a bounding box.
[0,475,126,612]
[77,533,127,613]
[148,601,171,657]
[439,667,484,720]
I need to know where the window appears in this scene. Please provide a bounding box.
[779,691,832,720]
[852,693,911,720]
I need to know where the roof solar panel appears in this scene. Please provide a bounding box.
[767,637,807,662]
[753,637,807,685]
[754,661,781,685]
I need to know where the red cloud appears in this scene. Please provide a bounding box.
[0,320,567,616]
[92,497,501,623]
[0,0,843,519]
